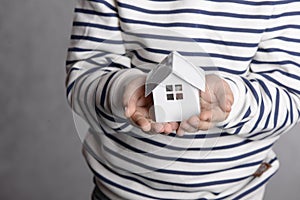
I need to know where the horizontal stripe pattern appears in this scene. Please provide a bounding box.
[66,0,300,199]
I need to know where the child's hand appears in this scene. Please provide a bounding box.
[176,74,234,135]
[123,75,179,134]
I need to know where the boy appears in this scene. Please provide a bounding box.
[66,0,300,199]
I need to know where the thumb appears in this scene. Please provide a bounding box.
[123,77,146,118]
[216,81,233,112]
[125,93,139,118]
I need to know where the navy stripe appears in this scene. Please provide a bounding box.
[127,132,249,151]
[91,158,200,193]
[76,74,100,131]
[88,0,117,12]
[249,110,285,139]
[164,132,230,139]
[260,73,300,95]
[130,50,157,64]
[266,24,300,32]
[71,35,123,44]
[104,144,258,185]
[89,164,162,199]
[256,69,300,81]
[67,81,75,97]
[272,111,290,138]
[206,0,283,6]
[119,17,265,33]
[117,2,270,19]
[100,71,118,107]
[276,36,300,43]
[249,98,265,134]
[232,107,251,134]
[95,106,127,123]
[144,47,252,62]
[66,60,80,65]
[68,47,92,52]
[103,129,273,163]
[204,67,247,75]
[149,0,177,1]
[124,31,258,48]
[130,49,251,70]
[263,110,272,130]
[252,59,300,68]
[243,77,259,104]
[73,21,120,31]
[137,161,262,187]
[258,47,300,57]
[68,73,102,112]
[284,90,294,124]
[273,89,280,128]
[272,11,300,19]
[75,8,117,17]
[88,146,262,191]
[256,79,272,102]
[66,67,80,74]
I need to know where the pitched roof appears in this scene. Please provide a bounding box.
[145,51,205,97]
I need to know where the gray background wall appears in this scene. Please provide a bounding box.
[0,0,299,199]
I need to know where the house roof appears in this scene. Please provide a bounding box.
[145,51,206,97]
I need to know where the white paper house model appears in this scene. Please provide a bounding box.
[145,51,206,123]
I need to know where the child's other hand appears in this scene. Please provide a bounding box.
[123,75,179,134]
[176,74,234,135]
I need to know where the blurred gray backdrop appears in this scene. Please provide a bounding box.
[0,0,299,199]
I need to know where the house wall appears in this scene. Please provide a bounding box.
[152,74,200,122]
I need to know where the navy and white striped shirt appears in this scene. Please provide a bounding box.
[66,0,300,199]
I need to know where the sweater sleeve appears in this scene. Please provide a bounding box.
[217,2,300,140]
[66,0,144,132]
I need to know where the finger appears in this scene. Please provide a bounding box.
[199,109,212,122]
[176,127,185,136]
[169,122,179,130]
[187,115,201,129]
[216,81,234,112]
[200,81,216,104]
[151,123,164,133]
[136,94,153,107]
[123,77,146,117]
[131,112,151,132]
[217,93,233,113]
[200,96,212,109]
[125,88,143,118]
[200,108,229,123]
[197,121,214,131]
[178,120,198,133]
[163,123,173,134]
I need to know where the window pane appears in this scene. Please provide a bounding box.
[166,85,173,92]
[167,93,174,100]
[176,93,183,100]
[175,84,182,91]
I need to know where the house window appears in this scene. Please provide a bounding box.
[167,93,174,100]
[166,84,183,101]
[176,93,183,100]
[175,84,182,91]
[166,85,173,92]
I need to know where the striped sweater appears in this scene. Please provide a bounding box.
[66,0,300,199]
